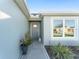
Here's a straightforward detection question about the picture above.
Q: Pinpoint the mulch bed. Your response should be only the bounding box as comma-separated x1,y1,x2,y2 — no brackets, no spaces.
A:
45,46,53,59
45,46,79,59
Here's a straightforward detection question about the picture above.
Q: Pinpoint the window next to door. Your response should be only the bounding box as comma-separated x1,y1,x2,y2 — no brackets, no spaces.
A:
51,17,78,39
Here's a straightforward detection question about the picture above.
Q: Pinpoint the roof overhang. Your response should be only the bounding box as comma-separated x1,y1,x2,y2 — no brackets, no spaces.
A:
14,0,30,19
41,11,79,16
29,13,42,21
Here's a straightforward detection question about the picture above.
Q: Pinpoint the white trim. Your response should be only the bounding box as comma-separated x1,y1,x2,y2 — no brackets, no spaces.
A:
64,19,76,38
51,16,78,40
76,18,79,40
14,0,30,19
41,12,79,16
63,19,65,37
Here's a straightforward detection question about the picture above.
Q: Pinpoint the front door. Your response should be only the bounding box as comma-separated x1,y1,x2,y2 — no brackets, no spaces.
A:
30,22,40,41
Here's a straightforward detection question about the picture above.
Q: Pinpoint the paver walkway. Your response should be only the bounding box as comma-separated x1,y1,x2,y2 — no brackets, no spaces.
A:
21,41,50,59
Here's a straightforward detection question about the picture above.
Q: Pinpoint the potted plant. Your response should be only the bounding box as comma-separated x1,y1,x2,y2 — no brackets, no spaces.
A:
20,34,32,55
50,44,74,59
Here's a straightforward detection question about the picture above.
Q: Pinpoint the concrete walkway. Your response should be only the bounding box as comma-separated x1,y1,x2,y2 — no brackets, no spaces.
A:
21,41,50,59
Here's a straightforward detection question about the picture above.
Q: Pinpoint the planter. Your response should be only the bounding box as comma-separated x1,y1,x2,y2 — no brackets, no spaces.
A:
20,44,28,55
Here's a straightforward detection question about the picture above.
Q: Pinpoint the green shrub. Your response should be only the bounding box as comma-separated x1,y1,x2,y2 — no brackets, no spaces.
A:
23,39,32,46
51,44,74,59
23,33,32,46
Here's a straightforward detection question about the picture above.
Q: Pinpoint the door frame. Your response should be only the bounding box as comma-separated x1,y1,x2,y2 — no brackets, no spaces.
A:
29,21,41,41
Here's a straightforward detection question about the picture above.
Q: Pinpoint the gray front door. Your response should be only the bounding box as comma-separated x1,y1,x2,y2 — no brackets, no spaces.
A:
30,22,40,41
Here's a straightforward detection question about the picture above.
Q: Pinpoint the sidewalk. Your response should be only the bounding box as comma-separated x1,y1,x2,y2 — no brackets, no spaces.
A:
21,41,50,59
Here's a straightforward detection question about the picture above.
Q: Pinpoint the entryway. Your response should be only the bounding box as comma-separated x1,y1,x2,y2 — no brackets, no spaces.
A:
30,22,41,42
21,41,50,59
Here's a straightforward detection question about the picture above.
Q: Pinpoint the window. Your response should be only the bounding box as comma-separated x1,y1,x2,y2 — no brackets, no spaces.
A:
65,20,75,37
52,18,76,38
53,20,63,37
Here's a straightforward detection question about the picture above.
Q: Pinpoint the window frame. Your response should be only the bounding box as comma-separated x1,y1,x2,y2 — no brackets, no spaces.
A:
53,19,63,37
51,17,78,39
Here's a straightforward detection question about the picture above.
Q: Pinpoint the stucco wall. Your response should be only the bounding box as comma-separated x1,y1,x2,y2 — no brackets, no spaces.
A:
43,16,79,46
0,0,29,59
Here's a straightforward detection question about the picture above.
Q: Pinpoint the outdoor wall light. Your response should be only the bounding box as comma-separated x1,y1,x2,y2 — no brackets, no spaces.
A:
33,24,37,28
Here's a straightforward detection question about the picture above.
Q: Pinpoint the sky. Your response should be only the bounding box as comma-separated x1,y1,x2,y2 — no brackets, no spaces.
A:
26,0,79,13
